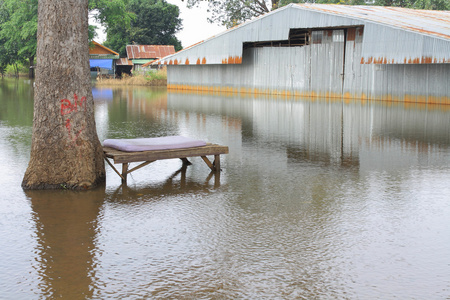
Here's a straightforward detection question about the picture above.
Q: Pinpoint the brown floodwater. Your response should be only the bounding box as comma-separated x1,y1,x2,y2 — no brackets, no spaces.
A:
1,78,450,299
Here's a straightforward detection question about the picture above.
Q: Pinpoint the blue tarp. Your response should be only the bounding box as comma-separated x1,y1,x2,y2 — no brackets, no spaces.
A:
90,59,113,70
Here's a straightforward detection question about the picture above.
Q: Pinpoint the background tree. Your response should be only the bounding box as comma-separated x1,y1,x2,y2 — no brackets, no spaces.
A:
374,0,449,9
186,0,276,28
0,4,11,78
104,0,182,57
0,0,37,78
22,0,105,190
89,0,134,33
0,0,133,78
0,38,19,77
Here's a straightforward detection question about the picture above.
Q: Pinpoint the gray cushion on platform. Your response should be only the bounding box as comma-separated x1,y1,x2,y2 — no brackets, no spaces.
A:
103,136,207,152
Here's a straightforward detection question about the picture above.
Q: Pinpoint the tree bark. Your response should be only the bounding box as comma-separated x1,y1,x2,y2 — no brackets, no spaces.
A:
22,0,105,190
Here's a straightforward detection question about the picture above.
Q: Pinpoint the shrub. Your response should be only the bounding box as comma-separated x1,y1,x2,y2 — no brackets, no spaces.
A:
145,67,167,81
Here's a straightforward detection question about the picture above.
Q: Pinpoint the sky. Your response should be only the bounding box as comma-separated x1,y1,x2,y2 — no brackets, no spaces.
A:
92,0,226,49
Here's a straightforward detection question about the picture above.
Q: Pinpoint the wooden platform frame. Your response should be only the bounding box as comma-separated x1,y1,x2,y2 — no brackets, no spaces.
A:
103,143,229,183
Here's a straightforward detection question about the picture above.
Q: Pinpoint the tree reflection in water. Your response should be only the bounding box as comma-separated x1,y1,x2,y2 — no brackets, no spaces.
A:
27,187,105,299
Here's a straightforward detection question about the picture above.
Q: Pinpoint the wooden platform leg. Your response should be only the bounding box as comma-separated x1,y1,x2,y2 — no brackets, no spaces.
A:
214,170,221,188
104,157,126,181
213,155,220,173
205,170,221,188
122,163,129,183
180,158,192,165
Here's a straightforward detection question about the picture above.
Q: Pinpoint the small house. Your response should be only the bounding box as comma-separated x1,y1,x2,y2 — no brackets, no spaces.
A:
89,41,120,78
126,45,175,71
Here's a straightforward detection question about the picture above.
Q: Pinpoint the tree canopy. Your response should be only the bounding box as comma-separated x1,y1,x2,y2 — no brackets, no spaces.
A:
186,0,449,28
0,0,130,77
0,0,182,77
104,0,183,57
0,0,38,77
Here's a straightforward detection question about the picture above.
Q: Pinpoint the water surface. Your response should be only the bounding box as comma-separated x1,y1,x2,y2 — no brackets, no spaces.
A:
1,78,450,299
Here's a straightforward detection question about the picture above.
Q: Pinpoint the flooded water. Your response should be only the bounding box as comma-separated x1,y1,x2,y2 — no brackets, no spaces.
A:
1,78,450,299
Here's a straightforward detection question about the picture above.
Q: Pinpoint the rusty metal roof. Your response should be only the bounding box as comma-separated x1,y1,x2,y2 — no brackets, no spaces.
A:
89,41,119,58
296,4,450,40
152,4,449,66
115,58,133,66
126,45,176,60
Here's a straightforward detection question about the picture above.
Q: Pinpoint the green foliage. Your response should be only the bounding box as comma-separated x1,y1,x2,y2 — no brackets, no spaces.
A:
373,0,450,9
104,0,182,56
145,68,167,81
0,0,37,77
5,61,28,75
89,0,134,31
0,0,135,78
0,35,10,77
186,0,275,28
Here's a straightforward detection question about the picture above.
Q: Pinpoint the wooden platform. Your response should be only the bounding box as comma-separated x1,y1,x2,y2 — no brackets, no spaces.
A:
103,143,229,183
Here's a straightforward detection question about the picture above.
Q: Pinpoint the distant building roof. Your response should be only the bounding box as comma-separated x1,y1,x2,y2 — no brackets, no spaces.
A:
126,45,176,60
89,41,119,59
116,58,133,66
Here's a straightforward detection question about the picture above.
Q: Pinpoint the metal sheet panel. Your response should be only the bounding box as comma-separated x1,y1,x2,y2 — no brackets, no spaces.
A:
167,34,450,102
164,4,449,102
116,58,133,66
156,4,449,66
297,4,450,40
126,45,175,59
361,25,449,64
89,41,119,56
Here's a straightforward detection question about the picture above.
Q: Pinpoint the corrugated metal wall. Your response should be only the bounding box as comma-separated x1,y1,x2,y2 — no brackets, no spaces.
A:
168,26,450,103
158,5,450,67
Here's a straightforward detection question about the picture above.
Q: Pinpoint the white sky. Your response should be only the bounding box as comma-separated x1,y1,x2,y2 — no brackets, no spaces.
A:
92,0,225,49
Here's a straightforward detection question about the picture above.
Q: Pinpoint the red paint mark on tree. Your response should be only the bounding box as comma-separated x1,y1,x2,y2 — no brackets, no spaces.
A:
61,93,86,115
65,118,71,131
61,93,87,148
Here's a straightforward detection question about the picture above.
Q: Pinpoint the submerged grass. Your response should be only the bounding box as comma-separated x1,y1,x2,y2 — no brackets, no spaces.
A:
96,67,167,86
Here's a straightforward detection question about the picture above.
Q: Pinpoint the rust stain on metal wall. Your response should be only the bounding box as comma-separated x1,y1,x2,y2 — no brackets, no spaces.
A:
167,83,450,106
221,56,243,64
347,28,356,41
362,56,447,64
358,27,364,36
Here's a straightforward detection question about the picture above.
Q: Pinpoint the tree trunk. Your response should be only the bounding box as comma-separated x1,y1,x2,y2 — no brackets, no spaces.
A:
13,63,19,77
22,0,105,190
28,55,35,79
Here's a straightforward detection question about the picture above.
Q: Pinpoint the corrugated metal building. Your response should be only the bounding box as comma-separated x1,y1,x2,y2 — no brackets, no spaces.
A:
127,45,175,70
153,4,450,104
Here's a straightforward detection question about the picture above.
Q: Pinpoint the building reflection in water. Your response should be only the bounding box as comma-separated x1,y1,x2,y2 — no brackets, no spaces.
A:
167,91,450,173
